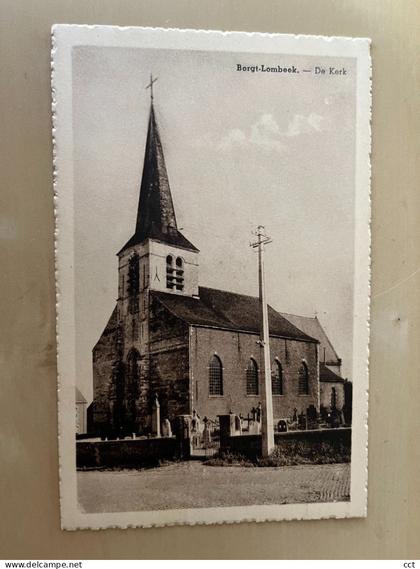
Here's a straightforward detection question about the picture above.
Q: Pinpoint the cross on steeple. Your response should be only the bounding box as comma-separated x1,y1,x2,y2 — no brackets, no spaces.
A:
146,74,158,101
118,77,199,255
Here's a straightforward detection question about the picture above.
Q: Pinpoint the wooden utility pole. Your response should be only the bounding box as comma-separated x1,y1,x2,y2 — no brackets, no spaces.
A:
251,225,275,457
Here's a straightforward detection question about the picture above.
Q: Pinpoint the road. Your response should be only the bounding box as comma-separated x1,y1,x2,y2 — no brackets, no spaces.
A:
78,461,350,513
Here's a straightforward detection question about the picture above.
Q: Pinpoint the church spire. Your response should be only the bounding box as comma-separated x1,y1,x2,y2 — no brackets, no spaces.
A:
135,102,177,240
119,82,198,254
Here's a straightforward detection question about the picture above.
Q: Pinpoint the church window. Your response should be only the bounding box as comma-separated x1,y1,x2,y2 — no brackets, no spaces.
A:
331,387,337,410
131,318,138,341
208,355,223,396
246,358,259,395
127,254,140,313
126,349,140,427
175,257,184,291
272,360,283,395
166,255,184,291
285,340,290,364
127,349,140,386
298,361,309,395
166,255,175,289
112,359,125,428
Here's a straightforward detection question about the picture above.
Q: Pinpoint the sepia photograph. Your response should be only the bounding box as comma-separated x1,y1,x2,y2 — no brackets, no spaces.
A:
52,25,371,528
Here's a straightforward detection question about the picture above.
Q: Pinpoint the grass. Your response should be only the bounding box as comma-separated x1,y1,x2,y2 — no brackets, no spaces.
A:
204,451,256,467
205,441,350,467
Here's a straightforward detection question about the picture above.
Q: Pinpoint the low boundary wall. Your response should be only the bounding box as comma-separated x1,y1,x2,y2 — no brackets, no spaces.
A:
76,436,177,468
221,427,351,459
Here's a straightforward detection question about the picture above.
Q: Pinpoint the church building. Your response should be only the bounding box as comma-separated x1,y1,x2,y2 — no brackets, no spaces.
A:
90,97,333,436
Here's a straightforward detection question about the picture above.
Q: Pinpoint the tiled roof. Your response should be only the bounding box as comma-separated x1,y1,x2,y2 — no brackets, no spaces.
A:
320,364,344,383
280,313,341,367
120,225,198,253
152,287,318,343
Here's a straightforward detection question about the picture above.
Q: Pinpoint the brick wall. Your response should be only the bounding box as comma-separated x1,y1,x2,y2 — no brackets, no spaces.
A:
91,295,191,434
222,427,351,459
149,299,191,421
149,347,190,421
91,308,119,429
92,300,321,435
190,327,319,421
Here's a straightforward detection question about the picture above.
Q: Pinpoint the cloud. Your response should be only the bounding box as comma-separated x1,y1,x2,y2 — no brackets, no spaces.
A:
286,113,326,136
218,114,284,152
218,128,247,150
218,112,327,152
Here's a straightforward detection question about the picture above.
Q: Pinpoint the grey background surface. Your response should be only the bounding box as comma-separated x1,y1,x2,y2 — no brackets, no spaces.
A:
1,0,419,559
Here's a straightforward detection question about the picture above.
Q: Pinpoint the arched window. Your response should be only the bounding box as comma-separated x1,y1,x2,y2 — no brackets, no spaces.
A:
175,257,184,291
126,349,140,430
246,358,259,395
127,253,139,313
298,361,309,395
272,360,283,395
166,255,174,289
209,355,223,396
331,387,337,410
112,359,125,429
126,349,140,390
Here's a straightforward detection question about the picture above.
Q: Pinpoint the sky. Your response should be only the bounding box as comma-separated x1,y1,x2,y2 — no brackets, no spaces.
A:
72,46,357,402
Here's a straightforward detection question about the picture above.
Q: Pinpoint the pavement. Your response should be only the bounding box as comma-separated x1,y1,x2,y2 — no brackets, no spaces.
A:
78,461,350,513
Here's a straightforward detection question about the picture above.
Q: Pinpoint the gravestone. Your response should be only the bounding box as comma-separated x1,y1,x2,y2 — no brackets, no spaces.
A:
306,404,318,430
161,418,172,437
298,411,307,430
151,394,161,437
277,419,288,432
202,416,212,448
174,414,192,459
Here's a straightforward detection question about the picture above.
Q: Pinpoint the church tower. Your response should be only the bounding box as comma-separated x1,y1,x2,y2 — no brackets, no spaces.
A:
111,91,199,432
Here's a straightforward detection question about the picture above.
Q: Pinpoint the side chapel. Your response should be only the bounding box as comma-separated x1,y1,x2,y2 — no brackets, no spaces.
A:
89,95,347,435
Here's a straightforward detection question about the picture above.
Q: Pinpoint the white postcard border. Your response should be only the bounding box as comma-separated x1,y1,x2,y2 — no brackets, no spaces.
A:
52,24,371,530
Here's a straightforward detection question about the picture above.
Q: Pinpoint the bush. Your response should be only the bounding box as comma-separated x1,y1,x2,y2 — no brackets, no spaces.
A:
205,440,350,468
204,451,254,467
257,441,350,467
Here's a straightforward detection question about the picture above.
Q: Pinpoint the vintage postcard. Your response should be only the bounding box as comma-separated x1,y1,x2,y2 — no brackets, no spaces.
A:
52,25,371,529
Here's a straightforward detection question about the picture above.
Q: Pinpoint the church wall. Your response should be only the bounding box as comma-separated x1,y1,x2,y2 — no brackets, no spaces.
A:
91,275,195,435
148,240,199,297
148,298,191,422
91,308,119,429
149,347,190,421
190,326,319,422
117,241,199,306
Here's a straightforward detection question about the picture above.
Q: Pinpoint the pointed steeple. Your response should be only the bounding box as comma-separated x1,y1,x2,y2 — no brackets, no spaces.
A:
120,101,198,254
135,103,177,239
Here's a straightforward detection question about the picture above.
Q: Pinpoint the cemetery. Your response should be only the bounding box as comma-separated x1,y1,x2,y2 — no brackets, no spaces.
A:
76,399,351,469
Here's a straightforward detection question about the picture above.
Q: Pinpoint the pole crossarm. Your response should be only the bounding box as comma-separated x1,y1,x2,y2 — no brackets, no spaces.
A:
250,225,272,248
